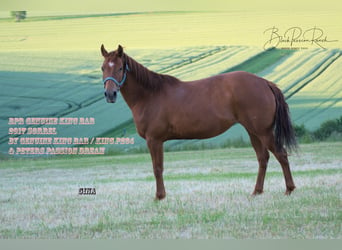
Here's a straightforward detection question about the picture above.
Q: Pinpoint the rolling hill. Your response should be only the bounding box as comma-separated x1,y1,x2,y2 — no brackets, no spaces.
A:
0,12,341,156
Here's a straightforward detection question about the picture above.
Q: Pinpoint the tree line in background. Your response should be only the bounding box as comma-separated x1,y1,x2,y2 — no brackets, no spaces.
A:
10,11,26,22
295,116,342,143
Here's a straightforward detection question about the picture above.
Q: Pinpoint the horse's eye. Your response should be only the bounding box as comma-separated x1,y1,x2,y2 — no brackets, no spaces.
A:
119,67,123,71
101,66,104,72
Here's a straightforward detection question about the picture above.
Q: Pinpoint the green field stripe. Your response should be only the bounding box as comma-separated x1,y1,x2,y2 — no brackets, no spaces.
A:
164,47,266,81
161,168,341,182
291,56,342,126
284,50,341,100
94,119,137,138
158,46,228,74
165,47,239,75
293,95,342,127
108,168,341,183
221,48,295,74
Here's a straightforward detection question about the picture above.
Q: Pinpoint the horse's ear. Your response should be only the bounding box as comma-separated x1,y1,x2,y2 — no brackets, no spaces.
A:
101,44,108,57
117,44,124,57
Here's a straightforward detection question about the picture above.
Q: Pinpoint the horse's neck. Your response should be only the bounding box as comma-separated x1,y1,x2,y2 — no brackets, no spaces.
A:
120,74,150,110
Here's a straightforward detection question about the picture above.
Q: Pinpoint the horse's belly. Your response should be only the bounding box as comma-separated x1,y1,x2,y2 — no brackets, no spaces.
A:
168,116,235,140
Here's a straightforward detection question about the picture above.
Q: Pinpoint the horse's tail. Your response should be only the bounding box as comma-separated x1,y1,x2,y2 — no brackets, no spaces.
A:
268,81,297,152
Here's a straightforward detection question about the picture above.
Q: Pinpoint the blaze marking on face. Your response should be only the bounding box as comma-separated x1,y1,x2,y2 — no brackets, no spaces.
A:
108,62,114,67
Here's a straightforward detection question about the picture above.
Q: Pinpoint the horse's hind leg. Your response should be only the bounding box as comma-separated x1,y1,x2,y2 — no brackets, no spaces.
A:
262,133,296,195
270,148,296,195
248,132,270,195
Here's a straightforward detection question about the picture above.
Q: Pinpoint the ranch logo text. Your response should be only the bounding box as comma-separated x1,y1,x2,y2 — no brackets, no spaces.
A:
263,26,338,50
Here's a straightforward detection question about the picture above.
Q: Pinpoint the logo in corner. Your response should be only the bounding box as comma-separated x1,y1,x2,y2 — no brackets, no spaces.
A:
263,26,338,50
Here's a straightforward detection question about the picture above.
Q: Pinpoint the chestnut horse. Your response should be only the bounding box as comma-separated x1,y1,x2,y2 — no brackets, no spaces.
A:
101,44,297,200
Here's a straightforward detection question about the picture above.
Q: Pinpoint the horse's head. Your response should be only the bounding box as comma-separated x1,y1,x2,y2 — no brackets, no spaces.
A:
100,44,128,103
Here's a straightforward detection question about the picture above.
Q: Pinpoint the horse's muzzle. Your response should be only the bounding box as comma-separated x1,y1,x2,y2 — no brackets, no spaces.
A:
104,90,117,103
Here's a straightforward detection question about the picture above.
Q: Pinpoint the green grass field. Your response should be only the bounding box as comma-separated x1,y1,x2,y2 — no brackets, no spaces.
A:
0,142,341,239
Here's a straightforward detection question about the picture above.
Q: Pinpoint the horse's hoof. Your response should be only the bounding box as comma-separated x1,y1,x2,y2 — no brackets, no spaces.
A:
252,190,263,196
285,186,296,195
155,192,166,200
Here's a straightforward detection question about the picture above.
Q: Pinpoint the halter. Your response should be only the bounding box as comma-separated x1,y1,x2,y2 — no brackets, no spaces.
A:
102,63,130,90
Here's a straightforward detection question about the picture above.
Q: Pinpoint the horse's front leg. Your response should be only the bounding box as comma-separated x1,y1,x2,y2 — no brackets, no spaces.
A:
147,138,166,200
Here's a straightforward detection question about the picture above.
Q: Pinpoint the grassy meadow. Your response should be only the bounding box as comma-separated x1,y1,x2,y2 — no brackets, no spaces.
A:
0,11,341,239
0,142,341,239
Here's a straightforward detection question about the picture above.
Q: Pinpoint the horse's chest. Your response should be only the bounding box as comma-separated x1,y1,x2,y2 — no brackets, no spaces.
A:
131,105,156,139
132,112,147,139
132,103,169,140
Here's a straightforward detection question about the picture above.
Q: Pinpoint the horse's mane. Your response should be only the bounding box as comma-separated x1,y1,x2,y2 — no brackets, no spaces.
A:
124,53,179,91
